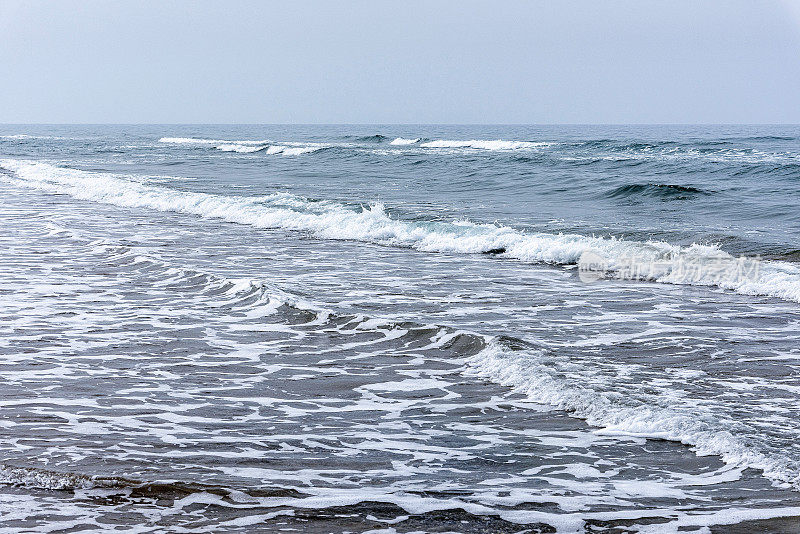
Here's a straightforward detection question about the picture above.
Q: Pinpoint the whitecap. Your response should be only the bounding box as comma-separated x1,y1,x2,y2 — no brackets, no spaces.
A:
420,139,548,150
2,158,799,304
389,137,421,146
215,143,269,153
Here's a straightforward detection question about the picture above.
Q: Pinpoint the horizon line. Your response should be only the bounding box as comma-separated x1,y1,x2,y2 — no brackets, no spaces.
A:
2,122,800,127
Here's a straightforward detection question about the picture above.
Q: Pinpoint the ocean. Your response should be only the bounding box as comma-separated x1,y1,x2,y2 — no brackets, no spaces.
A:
1,124,799,532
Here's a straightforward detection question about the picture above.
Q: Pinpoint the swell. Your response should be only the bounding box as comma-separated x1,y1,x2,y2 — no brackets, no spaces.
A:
606,183,711,200
352,134,388,143
725,135,797,142
2,158,799,304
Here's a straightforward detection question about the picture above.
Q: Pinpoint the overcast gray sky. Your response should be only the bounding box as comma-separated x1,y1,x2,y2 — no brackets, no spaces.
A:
2,0,800,123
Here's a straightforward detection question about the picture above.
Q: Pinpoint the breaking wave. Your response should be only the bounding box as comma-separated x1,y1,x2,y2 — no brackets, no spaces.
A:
420,139,549,150
158,137,325,155
390,137,422,145
2,158,799,304
215,143,269,153
158,137,240,145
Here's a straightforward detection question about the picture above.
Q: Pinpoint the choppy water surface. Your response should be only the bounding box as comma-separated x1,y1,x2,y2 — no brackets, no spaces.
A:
1,125,800,532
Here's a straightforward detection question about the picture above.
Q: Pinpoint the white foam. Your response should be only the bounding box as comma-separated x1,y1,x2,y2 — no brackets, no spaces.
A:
420,139,548,150
0,134,69,140
159,137,270,146
159,137,229,144
2,158,799,304
389,137,420,145
266,145,325,156
641,507,800,533
0,464,95,490
159,137,324,155
215,143,268,153
465,343,800,490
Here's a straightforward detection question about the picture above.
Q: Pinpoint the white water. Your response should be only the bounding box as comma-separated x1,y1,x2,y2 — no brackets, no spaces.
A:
158,137,325,155
420,139,549,150
2,158,799,305
465,343,800,490
215,143,269,153
389,137,421,145
158,137,247,145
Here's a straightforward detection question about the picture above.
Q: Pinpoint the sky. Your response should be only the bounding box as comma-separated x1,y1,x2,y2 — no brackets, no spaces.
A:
2,0,800,124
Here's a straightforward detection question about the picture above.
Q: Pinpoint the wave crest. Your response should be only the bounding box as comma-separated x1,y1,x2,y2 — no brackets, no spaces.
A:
390,137,421,145
2,158,799,304
606,183,711,200
420,139,548,150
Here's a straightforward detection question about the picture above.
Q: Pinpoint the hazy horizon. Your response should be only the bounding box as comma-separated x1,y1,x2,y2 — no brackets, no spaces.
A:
4,122,800,126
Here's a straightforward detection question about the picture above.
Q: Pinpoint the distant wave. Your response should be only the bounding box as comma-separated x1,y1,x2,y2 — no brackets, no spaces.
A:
215,144,325,155
389,137,421,145
0,134,72,141
158,137,325,155
215,143,269,153
606,183,711,200
724,135,797,142
2,158,800,304
158,137,239,145
266,145,327,155
355,134,388,143
157,136,800,166
420,139,549,150
160,135,549,152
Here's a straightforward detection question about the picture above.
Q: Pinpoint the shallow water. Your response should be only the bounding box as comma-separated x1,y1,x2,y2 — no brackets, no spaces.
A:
1,125,799,532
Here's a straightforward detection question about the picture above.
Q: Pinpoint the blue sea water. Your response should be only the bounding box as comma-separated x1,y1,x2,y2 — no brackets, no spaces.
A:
1,125,799,532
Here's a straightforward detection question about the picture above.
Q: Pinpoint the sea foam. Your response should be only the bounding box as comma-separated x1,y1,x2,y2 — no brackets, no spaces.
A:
215,143,269,153
158,137,324,155
465,342,800,490
389,137,421,145
2,158,799,304
159,137,234,145
420,139,548,150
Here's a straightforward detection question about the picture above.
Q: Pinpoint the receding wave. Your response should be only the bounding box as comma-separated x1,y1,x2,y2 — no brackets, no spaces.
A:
466,342,800,490
2,158,800,304
1,462,305,501
606,183,711,200
0,464,98,490
3,239,800,495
